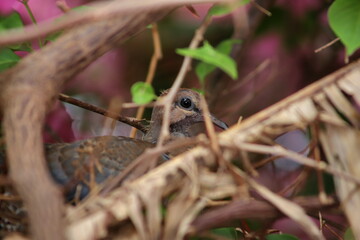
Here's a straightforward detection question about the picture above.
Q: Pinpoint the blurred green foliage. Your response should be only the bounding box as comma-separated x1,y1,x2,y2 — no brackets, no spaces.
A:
177,41,238,80
328,0,360,55
131,82,157,104
266,233,299,240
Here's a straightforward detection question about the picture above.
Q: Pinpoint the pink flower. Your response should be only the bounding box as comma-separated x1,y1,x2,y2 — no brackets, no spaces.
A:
0,0,22,15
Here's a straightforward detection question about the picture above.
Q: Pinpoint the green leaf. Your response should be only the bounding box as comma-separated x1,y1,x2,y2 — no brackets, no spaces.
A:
45,31,63,43
328,0,360,55
0,13,23,32
71,5,92,12
209,0,250,16
209,4,233,16
0,13,30,50
211,227,237,239
0,48,21,72
177,41,238,80
131,82,157,104
216,39,242,53
266,234,299,240
9,43,32,52
195,62,215,83
191,88,205,95
344,228,355,240
195,39,241,82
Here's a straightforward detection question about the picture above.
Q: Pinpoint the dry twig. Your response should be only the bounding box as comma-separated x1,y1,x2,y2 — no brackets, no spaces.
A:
315,38,340,53
130,23,163,138
190,196,338,234
59,93,148,133
234,142,360,185
235,168,325,240
157,16,213,146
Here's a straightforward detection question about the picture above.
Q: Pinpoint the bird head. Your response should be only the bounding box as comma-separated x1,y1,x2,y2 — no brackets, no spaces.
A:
144,89,228,143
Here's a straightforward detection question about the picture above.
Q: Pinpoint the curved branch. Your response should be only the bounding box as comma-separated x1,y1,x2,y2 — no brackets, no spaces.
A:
0,6,172,240
190,196,339,234
0,0,231,47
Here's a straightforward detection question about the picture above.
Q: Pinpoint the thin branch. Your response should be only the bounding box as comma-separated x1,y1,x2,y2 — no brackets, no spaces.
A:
0,0,232,47
315,38,340,53
157,16,212,146
311,123,330,203
144,24,163,84
199,95,222,161
217,59,277,118
190,196,338,234
130,23,162,138
237,168,325,240
253,136,314,169
235,142,360,185
19,0,43,48
277,169,309,197
240,150,258,176
56,1,71,13
322,221,344,239
58,93,148,133
185,5,201,18
251,0,272,16
220,59,271,96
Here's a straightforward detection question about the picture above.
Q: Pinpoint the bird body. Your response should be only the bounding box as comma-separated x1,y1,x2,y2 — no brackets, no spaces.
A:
44,88,227,200
1,89,227,198
46,136,156,200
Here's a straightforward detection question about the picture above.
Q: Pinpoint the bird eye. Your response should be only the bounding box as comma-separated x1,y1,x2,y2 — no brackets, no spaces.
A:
179,97,193,110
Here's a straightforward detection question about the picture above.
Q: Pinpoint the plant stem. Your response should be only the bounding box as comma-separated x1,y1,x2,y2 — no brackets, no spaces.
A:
21,0,43,48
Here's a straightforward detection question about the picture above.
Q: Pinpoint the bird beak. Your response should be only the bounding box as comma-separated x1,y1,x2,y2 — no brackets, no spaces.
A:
210,114,228,130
